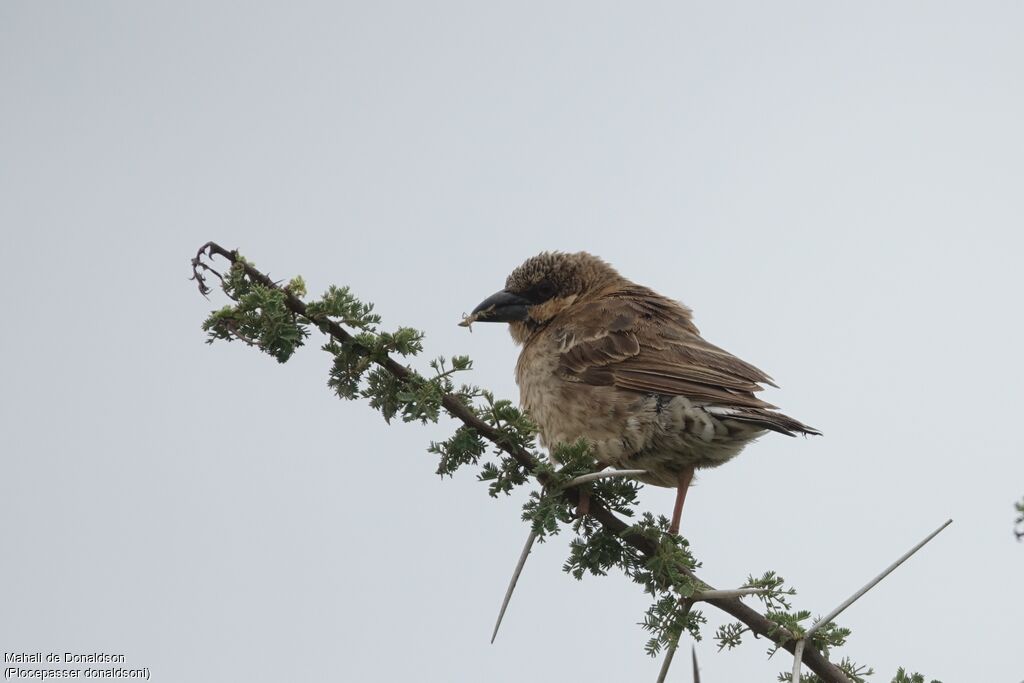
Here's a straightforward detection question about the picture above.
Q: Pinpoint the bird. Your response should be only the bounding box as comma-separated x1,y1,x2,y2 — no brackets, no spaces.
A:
461,251,819,535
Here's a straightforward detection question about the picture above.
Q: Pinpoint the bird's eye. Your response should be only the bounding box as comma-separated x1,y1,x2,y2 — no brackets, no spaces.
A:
535,281,556,300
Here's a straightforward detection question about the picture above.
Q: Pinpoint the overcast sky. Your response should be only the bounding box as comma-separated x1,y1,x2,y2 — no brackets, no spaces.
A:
2,2,1023,681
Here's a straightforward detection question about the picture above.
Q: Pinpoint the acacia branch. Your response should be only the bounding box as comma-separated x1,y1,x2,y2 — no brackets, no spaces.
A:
191,241,850,683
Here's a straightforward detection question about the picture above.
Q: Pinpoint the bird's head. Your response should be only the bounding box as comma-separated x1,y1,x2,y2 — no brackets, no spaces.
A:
461,251,623,344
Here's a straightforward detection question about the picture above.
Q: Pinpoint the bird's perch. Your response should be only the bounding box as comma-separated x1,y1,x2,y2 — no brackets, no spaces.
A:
190,241,853,683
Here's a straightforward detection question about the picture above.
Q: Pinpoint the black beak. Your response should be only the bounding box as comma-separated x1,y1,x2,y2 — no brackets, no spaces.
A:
462,289,531,325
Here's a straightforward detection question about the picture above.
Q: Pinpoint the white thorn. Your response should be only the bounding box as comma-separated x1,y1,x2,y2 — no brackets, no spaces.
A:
806,519,953,638
655,600,693,683
789,519,952,683
490,528,538,644
655,639,678,683
692,587,769,601
791,638,806,683
564,469,647,488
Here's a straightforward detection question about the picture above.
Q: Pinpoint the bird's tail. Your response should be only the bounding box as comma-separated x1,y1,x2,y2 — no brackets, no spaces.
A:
706,406,821,437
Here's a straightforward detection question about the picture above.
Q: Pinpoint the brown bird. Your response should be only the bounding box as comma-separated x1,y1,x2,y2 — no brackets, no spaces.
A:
462,252,819,534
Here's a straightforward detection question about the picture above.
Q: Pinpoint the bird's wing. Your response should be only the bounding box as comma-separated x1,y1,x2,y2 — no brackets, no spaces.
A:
552,291,821,432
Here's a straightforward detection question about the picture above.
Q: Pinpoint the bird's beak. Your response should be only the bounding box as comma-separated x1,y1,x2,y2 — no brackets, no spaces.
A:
460,289,531,326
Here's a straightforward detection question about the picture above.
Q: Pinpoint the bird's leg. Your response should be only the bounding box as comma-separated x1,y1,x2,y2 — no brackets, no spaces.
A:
576,464,608,518
668,466,695,535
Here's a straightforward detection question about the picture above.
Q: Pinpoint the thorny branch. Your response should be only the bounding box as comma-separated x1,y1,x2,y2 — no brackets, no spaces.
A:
191,241,853,682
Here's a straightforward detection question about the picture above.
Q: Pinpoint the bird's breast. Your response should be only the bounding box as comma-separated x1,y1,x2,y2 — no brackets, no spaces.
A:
515,338,567,446
515,335,651,462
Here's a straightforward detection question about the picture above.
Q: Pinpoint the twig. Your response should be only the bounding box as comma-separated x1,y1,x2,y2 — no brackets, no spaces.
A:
563,469,647,488
192,242,854,683
691,645,700,683
190,242,229,297
491,528,538,644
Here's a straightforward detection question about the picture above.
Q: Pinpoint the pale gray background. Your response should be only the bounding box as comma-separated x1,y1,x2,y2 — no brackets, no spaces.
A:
2,2,1022,681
